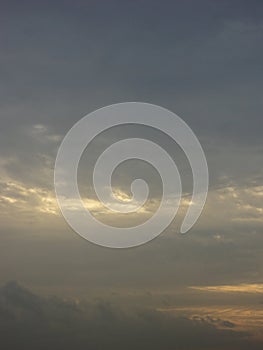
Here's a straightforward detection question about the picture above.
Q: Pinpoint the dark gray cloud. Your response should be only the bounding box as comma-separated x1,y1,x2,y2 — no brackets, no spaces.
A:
0,281,261,350
1,0,263,191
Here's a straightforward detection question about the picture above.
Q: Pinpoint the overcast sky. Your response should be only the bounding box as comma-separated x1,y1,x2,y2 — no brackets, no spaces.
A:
0,1,263,348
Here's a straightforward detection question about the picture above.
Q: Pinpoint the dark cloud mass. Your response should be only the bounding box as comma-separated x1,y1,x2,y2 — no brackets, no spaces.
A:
0,281,261,350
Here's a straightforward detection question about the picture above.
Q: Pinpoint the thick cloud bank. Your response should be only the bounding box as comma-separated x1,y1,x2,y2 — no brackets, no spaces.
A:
0,281,261,350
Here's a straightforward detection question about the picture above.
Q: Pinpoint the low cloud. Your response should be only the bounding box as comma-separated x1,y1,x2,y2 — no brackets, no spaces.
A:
0,281,261,350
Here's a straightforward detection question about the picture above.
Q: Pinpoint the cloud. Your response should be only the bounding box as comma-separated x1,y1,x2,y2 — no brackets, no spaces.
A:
190,283,263,294
158,304,263,339
0,281,261,350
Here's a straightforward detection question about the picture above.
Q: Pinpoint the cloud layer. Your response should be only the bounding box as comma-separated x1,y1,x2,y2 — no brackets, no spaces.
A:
0,281,261,350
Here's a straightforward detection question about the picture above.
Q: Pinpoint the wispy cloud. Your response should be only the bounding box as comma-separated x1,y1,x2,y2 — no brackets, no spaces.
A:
190,284,263,294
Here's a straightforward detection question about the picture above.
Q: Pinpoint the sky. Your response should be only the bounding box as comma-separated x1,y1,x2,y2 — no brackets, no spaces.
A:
0,0,263,349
